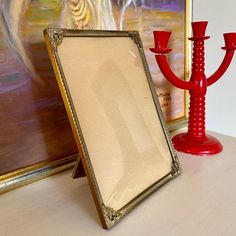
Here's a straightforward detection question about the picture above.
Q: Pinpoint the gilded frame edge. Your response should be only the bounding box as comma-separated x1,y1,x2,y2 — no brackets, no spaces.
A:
168,0,192,131
0,154,77,195
44,28,181,229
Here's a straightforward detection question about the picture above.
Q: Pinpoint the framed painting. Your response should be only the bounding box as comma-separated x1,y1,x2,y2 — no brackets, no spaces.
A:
0,1,79,193
0,0,191,193
44,29,181,229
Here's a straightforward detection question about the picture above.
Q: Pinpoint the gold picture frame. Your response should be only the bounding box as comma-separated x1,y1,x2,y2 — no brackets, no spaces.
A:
44,28,181,229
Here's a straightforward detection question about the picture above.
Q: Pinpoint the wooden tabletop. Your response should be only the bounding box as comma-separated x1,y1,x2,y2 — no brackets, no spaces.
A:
0,132,235,236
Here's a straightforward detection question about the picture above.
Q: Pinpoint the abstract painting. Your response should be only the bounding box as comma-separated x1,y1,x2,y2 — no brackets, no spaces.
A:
0,0,189,192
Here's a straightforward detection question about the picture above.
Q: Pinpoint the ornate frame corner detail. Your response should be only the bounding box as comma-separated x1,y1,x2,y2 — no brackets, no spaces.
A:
171,159,181,178
47,28,65,49
128,31,143,48
101,204,122,228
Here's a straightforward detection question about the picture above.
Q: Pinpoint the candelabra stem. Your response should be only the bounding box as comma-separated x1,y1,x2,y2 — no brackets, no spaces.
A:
187,96,206,138
187,38,207,139
172,36,223,155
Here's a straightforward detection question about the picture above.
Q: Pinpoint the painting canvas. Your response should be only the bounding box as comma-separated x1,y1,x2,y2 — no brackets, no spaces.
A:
0,0,189,192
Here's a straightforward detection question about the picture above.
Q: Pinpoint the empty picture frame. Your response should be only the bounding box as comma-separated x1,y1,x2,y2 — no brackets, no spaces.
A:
44,29,181,229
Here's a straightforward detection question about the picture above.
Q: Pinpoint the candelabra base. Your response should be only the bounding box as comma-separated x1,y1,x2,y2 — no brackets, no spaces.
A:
172,133,223,156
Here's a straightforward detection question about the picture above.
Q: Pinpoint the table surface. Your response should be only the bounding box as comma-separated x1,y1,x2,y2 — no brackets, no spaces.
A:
0,132,236,236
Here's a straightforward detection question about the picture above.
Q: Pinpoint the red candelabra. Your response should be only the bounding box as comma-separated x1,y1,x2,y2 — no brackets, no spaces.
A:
150,21,236,156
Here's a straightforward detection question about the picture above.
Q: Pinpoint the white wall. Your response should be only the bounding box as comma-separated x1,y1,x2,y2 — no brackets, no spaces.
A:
193,0,236,137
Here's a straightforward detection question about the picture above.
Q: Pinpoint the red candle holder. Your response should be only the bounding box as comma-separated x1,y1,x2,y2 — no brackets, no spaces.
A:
150,21,236,156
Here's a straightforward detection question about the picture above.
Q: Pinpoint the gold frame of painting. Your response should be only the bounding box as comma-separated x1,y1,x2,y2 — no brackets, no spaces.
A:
168,0,192,131
44,28,181,229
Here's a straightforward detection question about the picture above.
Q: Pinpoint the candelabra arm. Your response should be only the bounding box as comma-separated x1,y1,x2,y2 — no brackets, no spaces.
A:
207,50,235,86
155,55,195,90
